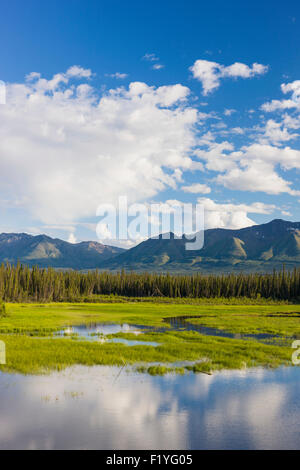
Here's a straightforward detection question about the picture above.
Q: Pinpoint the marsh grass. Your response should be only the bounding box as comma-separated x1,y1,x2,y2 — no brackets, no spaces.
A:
184,311,300,337
137,365,186,375
0,301,298,375
0,328,293,375
1,302,300,333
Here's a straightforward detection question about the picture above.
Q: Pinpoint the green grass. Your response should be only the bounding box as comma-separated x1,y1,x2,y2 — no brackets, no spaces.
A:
0,329,293,375
0,301,299,375
1,301,300,333
183,310,300,337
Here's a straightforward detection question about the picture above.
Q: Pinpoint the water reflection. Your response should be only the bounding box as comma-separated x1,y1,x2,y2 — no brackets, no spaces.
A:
55,323,158,346
59,322,143,338
0,366,300,449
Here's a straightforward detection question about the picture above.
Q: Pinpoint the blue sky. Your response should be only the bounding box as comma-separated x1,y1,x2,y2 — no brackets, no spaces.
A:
0,0,300,245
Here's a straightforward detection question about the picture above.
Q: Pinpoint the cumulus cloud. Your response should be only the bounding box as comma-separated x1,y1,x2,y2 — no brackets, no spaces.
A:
190,59,268,95
2,64,300,239
198,198,276,230
281,80,300,100
214,144,300,196
257,119,298,145
195,132,300,197
25,66,93,92
0,68,198,225
215,161,297,195
261,99,297,112
181,183,211,194
282,113,300,129
195,141,236,172
262,80,300,112
231,127,244,135
65,65,93,78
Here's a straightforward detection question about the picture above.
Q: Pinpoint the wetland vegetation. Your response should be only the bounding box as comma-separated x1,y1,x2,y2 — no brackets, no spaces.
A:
0,301,299,375
0,265,298,376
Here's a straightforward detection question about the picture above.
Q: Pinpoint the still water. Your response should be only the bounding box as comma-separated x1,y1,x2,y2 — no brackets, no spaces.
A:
0,366,299,450
55,317,284,346
55,323,159,347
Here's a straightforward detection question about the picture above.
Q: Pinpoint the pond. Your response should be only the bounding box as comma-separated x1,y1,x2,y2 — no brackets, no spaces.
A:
54,323,159,347
59,322,143,337
54,316,289,347
0,365,299,449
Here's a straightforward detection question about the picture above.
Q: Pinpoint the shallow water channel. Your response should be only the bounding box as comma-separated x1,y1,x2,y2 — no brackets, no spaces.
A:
54,315,288,346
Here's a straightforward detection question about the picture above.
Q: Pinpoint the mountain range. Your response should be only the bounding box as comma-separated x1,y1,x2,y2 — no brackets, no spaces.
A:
102,219,300,273
0,219,300,273
0,233,124,270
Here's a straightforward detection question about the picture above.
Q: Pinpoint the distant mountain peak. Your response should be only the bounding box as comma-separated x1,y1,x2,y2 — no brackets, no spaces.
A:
268,218,293,226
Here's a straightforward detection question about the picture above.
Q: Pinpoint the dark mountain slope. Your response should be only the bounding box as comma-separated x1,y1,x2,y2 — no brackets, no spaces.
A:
103,219,300,273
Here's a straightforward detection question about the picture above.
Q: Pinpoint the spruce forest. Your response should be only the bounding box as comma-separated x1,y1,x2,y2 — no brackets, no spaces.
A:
0,263,299,302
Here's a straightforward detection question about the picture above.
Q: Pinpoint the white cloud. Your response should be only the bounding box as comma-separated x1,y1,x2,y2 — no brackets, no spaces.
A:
231,127,244,135
181,183,211,194
281,210,292,217
142,53,160,62
198,198,276,229
66,66,93,78
198,198,276,230
106,72,128,79
214,144,300,196
261,99,297,112
282,113,300,129
2,64,300,239
152,64,164,70
190,59,268,95
194,130,300,197
189,60,220,95
262,80,300,112
195,141,236,172
281,80,300,100
215,161,297,195
24,66,93,95
224,62,267,78
0,69,198,225
240,143,300,171
68,233,77,244
142,54,165,71
257,119,298,145
224,109,236,116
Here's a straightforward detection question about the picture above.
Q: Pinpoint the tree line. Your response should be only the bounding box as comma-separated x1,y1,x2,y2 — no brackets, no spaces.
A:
0,263,299,302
